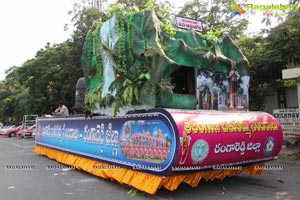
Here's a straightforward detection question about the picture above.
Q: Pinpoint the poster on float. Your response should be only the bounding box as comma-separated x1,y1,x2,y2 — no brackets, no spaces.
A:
196,69,250,111
169,110,283,171
35,109,179,175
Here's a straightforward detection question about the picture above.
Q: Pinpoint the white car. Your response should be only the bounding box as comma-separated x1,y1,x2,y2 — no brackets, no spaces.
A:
0,125,16,135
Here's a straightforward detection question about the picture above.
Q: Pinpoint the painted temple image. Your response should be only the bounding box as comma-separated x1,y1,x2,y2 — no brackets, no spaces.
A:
120,122,171,163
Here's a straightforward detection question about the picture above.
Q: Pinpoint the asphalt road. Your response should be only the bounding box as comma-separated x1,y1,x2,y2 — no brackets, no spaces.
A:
0,136,299,200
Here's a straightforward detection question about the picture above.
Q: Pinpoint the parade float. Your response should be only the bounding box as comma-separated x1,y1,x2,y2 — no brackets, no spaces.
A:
34,9,283,194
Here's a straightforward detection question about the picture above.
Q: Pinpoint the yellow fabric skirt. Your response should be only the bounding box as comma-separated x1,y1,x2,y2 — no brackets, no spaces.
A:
35,145,265,194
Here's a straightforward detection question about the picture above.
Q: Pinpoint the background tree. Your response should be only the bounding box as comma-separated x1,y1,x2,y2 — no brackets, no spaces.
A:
0,1,106,124
261,0,299,27
0,70,23,124
238,10,300,110
178,0,249,39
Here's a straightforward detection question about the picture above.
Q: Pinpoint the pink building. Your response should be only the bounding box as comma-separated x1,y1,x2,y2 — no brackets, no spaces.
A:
121,133,171,162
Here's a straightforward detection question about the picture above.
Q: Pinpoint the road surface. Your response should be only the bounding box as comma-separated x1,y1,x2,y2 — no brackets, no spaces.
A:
0,137,299,200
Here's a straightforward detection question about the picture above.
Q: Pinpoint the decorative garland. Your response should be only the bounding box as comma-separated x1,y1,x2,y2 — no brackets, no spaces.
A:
127,11,136,65
83,21,105,111
117,11,127,72
85,21,103,79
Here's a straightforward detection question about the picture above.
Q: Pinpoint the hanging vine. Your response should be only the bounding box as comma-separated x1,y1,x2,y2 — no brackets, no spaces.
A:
127,10,137,66
83,20,104,111
84,21,103,80
117,13,127,72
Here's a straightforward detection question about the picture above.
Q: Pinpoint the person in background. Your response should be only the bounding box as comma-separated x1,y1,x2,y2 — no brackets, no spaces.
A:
53,102,69,116
83,107,92,119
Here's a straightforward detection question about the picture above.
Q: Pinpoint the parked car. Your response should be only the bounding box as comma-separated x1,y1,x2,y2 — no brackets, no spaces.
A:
2,125,22,137
0,125,16,135
17,125,36,138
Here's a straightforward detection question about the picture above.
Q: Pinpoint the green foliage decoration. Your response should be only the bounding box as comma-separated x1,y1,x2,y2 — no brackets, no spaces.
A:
148,1,176,38
84,85,115,111
127,11,137,64
84,21,103,80
109,72,151,116
161,22,176,38
195,29,221,51
117,12,127,71
86,4,157,115
157,78,174,96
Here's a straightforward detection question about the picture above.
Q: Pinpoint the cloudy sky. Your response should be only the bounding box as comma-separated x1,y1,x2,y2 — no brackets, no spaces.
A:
0,0,74,80
0,0,290,80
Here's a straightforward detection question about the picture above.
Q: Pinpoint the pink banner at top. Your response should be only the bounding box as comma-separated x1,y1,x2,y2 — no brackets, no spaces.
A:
168,110,283,171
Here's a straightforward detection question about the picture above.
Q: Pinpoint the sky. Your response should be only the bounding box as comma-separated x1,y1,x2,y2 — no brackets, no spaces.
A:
0,0,291,81
0,0,74,80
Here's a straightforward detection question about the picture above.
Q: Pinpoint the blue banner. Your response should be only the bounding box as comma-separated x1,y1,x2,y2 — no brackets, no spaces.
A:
35,109,179,175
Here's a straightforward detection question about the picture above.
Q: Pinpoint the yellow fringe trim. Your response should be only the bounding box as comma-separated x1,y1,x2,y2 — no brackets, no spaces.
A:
35,145,265,194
